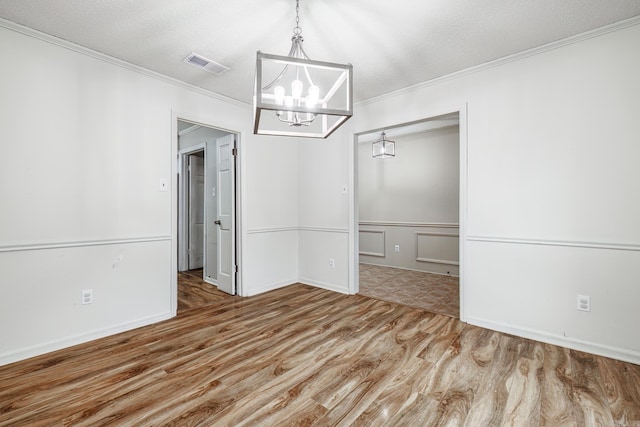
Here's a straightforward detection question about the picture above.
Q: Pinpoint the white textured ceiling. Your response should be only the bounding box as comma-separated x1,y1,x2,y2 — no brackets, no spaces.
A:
1,0,639,104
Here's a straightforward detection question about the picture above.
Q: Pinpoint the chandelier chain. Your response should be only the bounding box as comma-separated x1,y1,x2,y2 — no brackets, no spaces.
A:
294,0,302,35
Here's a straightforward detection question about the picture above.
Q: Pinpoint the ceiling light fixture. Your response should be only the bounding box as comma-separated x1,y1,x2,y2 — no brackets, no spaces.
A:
253,0,353,138
372,132,395,158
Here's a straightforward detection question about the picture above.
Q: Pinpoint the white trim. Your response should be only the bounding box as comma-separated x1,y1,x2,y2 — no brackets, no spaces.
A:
0,312,173,367
0,236,171,253
416,231,459,238
355,16,640,108
359,221,459,228
0,18,250,110
299,278,349,295
359,261,460,278
359,252,385,258
178,143,206,155
246,226,349,234
298,226,349,234
459,103,469,322
177,144,206,272
247,227,299,234
466,235,640,252
466,316,640,366
178,124,202,137
416,257,459,266
243,279,296,297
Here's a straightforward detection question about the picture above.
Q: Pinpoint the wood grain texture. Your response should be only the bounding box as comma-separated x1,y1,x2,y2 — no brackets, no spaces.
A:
0,276,639,426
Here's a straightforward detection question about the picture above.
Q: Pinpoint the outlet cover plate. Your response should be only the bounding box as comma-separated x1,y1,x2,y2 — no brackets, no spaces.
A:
577,294,591,312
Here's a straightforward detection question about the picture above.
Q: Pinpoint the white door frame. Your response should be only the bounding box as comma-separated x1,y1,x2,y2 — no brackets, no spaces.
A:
177,143,205,272
171,112,242,315
349,103,468,321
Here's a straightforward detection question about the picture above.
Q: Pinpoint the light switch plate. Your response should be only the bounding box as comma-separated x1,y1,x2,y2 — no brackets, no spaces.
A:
159,178,168,192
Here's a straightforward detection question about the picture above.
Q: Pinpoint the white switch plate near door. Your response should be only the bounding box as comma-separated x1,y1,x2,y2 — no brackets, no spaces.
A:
159,178,168,192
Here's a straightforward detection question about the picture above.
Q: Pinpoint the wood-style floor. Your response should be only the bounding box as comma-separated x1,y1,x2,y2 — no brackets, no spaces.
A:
177,269,234,313
1,278,639,426
359,264,459,318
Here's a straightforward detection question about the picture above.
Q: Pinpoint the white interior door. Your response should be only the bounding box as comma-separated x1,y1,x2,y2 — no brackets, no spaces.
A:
215,134,235,294
188,154,205,270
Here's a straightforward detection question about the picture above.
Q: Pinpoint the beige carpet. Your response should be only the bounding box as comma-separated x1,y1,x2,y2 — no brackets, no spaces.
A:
358,263,459,318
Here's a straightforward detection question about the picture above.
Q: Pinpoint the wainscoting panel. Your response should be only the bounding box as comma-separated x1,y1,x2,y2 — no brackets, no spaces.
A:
359,229,385,257
0,238,172,365
359,222,459,276
416,232,459,265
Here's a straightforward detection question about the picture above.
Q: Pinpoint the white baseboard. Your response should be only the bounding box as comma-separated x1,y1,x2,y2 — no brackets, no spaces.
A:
466,316,640,366
0,312,173,367
299,278,349,294
243,279,298,297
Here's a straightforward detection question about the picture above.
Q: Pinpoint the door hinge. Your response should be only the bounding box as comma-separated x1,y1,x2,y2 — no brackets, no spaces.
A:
232,147,237,156
235,265,239,273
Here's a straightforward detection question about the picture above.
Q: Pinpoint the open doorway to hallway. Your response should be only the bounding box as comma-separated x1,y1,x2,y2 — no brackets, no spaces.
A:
356,113,461,318
177,119,238,312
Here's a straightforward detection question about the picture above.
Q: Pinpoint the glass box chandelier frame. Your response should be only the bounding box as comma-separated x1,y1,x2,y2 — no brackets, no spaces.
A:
372,132,395,158
253,0,353,138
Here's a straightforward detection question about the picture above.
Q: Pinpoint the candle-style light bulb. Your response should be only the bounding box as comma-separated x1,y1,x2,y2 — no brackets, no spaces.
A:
274,86,285,105
291,80,303,100
306,85,320,107
285,96,294,122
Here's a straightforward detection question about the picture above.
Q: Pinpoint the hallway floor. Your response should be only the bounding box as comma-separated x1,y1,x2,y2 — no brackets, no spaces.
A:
358,263,459,318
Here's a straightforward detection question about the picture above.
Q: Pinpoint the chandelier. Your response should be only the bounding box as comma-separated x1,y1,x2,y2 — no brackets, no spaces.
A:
372,132,395,158
253,0,353,138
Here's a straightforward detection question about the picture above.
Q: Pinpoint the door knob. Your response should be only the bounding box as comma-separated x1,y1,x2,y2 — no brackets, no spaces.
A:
214,220,221,225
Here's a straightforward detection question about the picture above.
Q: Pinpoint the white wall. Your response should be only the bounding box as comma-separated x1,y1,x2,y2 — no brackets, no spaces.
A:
358,126,460,223
3,17,639,366
300,21,640,364
358,126,460,274
0,22,299,364
297,127,352,292
243,136,300,295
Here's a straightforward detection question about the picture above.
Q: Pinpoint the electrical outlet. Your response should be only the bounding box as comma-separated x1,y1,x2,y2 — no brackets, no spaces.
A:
82,289,93,305
329,258,335,268
577,294,590,312
394,245,400,253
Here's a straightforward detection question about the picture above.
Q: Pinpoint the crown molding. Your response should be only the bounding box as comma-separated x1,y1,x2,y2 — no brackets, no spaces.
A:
0,17,251,110
356,15,640,108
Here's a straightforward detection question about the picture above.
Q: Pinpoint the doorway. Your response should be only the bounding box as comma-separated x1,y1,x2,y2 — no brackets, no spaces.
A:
177,119,238,303
353,111,465,319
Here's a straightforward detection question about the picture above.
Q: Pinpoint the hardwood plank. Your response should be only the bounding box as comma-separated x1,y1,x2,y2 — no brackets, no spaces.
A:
1,277,639,426
500,339,544,426
597,356,640,426
571,349,616,427
540,344,577,426
463,334,528,426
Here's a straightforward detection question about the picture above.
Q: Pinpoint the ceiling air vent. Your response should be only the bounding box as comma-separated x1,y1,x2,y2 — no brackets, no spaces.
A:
183,52,229,76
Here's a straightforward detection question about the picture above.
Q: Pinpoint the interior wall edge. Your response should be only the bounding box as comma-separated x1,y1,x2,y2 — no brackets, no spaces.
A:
0,311,173,367
243,279,298,297
298,279,349,295
0,236,172,253
466,235,640,252
466,315,640,366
